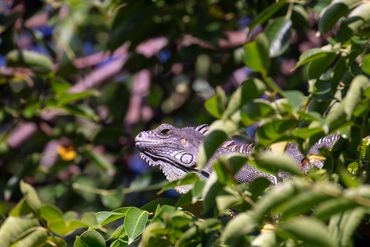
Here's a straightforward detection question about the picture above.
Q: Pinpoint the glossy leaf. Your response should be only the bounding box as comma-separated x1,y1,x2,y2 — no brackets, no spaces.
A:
307,52,336,79
265,17,292,57
205,87,227,118
74,230,106,247
96,209,128,227
244,34,270,74
197,119,238,169
319,0,360,33
240,100,275,126
295,47,335,69
224,78,266,117
124,207,149,244
346,3,370,33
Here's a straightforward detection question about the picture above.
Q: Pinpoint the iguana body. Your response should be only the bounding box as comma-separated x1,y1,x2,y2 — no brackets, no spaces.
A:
135,123,339,192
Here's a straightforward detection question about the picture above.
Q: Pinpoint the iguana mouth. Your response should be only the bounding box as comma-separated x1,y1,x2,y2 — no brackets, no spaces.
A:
139,152,209,179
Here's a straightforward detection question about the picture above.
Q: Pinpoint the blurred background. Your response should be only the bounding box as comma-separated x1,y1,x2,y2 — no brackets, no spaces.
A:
0,0,327,213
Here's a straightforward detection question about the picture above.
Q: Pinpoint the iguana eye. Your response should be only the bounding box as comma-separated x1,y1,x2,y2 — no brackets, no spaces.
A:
160,128,171,135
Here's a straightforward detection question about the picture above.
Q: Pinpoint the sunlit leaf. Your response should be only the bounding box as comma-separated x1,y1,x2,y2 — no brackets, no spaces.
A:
221,212,256,244
319,0,358,33
244,34,270,74
20,181,42,211
254,152,302,176
361,54,370,75
74,230,106,247
0,217,39,246
124,207,149,244
7,50,53,73
295,47,335,69
343,75,370,119
13,227,48,247
224,78,266,117
265,17,292,57
197,119,238,169
278,217,336,247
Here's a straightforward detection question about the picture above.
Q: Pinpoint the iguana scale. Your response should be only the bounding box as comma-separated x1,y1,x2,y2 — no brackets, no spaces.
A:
135,123,339,192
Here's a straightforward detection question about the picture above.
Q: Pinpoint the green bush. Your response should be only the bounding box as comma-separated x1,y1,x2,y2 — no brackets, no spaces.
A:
0,0,369,246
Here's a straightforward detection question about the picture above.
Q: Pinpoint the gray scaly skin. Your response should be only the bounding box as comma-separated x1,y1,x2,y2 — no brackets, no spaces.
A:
135,123,339,193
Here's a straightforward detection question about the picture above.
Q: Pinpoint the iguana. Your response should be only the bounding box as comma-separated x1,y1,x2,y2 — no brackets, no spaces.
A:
135,123,339,192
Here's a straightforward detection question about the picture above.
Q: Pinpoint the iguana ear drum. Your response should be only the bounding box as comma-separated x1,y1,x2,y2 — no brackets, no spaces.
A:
194,124,209,136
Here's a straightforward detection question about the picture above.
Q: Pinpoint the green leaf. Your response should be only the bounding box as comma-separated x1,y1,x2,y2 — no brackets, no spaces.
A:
7,50,53,73
221,212,256,244
325,102,346,132
294,47,335,69
111,238,128,247
139,222,171,247
278,217,336,247
39,204,72,236
197,119,238,169
204,87,227,118
74,230,106,247
307,52,336,79
0,216,39,246
283,90,306,111
158,173,200,193
265,17,292,57
315,198,357,220
100,189,124,210
224,78,266,117
244,34,270,74
319,0,359,33
280,189,337,220
251,229,276,247
329,207,366,247
256,119,298,145
40,204,64,223
140,198,175,213
124,207,149,244
254,181,307,222
202,173,224,214
346,3,370,33
9,198,32,217
249,0,289,31
96,208,128,227
57,90,99,105
254,152,302,176
13,227,48,247
241,99,275,126
343,75,370,119
177,219,220,246
361,54,370,75
51,77,72,94
20,180,42,211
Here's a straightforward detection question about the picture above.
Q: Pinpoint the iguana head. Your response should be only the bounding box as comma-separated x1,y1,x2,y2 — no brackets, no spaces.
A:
135,123,210,186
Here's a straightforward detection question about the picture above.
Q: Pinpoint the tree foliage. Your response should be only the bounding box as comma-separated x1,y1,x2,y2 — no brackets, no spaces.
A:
0,0,369,246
